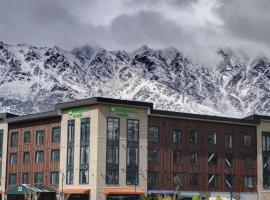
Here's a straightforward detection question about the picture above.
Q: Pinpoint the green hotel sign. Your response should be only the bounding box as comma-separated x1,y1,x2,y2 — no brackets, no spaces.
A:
68,107,89,118
109,106,137,117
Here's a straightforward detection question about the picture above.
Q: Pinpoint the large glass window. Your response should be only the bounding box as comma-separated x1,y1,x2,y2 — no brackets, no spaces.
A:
36,130,44,145
35,151,44,163
10,132,18,147
208,152,218,165
126,119,139,185
172,129,181,143
9,173,17,185
190,152,198,165
51,149,60,162
52,127,61,143
148,172,159,189
208,174,218,187
79,118,90,184
226,175,233,188
225,154,233,167
225,134,232,148
22,173,29,184
244,176,253,188
190,174,198,187
66,120,75,185
51,172,59,185
24,131,31,144
173,151,181,164
0,130,3,185
208,132,217,144
263,132,270,188
148,149,159,163
106,117,119,185
34,172,43,184
148,127,159,142
189,129,197,144
10,153,17,165
244,134,252,147
23,152,30,164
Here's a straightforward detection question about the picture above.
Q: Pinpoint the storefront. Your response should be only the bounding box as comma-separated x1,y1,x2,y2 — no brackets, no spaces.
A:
5,184,56,200
61,188,90,200
104,188,144,200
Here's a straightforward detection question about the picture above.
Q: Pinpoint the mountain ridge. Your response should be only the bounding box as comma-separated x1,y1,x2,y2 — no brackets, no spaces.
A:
0,41,269,117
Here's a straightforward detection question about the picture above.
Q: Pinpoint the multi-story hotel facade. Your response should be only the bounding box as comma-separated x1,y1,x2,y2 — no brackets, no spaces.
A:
0,97,269,200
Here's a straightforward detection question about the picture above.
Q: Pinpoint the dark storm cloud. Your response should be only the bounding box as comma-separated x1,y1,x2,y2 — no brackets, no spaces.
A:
217,0,270,45
0,0,270,64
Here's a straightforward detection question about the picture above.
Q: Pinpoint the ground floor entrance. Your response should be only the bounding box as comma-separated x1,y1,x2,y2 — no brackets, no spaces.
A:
106,194,141,200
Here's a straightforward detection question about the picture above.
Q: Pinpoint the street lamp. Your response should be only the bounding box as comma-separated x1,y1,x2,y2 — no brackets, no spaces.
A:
58,170,65,200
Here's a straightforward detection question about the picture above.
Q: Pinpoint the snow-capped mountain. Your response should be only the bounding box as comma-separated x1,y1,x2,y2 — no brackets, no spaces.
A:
0,41,270,117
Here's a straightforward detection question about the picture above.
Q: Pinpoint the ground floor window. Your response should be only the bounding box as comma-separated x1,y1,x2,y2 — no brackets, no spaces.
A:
148,172,159,189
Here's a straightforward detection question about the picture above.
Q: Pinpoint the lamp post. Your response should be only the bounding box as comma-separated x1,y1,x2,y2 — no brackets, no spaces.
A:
58,170,65,200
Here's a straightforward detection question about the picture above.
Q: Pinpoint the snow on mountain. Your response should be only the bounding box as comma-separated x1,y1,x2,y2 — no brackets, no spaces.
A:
0,41,269,117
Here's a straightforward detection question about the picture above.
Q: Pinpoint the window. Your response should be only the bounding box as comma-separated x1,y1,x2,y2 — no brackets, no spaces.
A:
24,131,31,143
126,119,139,185
173,173,183,187
226,175,233,188
51,149,60,162
225,154,233,167
106,169,119,185
34,172,43,184
173,151,181,164
66,120,74,185
80,118,90,184
35,151,44,163
208,132,217,144
190,152,198,165
52,127,60,143
22,173,29,184
9,173,16,185
23,152,30,164
225,134,232,148
189,129,197,144
0,130,3,185
263,155,270,188
66,170,73,185
190,174,198,187
106,117,119,185
36,130,44,145
148,126,159,142
244,156,253,168
10,153,17,165
148,172,159,189
244,176,253,188
127,119,139,143
172,129,181,143
244,134,252,147
263,133,270,151
208,153,218,165
51,172,59,185
208,174,218,187
148,149,159,163
10,132,18,147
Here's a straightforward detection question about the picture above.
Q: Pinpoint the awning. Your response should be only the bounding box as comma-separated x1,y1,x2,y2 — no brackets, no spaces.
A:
104,188,144,195
6,184,55,195
60,188,90,194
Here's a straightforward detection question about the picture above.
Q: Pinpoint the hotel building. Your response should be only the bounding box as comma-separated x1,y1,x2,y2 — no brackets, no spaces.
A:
0,97,269,200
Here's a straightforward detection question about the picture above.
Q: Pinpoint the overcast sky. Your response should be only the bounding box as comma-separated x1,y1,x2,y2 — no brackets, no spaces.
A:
0,0,269,64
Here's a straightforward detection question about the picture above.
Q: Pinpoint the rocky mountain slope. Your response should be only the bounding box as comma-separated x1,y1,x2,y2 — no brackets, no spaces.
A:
0,41,269,117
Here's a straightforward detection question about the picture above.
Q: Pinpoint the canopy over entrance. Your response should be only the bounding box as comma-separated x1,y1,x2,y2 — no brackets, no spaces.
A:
6,184,55,195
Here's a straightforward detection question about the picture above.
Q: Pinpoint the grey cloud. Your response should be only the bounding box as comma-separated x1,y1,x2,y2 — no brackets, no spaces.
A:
217,0,270,45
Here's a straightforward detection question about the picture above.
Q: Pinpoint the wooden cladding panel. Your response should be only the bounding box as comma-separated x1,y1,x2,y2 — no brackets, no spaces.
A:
148,116,257,193
6,118,61,190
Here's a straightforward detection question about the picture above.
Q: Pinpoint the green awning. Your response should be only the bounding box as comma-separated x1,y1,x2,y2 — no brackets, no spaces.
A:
6,184,55,195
